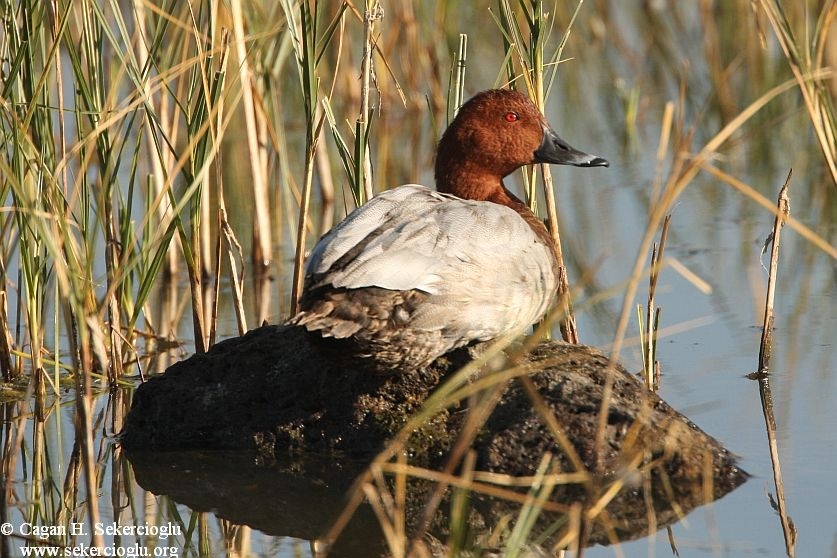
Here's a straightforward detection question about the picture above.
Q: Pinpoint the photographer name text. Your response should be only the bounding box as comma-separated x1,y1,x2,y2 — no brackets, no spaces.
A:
4,521,181,540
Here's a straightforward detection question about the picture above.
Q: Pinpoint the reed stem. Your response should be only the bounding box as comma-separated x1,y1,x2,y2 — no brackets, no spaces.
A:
757,171,791,371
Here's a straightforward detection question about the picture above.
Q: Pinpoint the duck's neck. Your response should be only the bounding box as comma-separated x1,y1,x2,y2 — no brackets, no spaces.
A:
435,160,558,263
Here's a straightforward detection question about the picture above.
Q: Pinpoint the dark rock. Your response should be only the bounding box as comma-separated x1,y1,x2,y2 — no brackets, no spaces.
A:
123,324,462,458
123,324,748,549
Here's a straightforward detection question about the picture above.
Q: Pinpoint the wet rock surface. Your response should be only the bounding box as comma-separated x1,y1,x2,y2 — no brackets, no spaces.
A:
123,324,463,457
123,324,748,548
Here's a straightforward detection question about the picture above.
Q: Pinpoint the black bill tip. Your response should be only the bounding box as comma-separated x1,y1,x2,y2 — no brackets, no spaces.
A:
535,125,609,168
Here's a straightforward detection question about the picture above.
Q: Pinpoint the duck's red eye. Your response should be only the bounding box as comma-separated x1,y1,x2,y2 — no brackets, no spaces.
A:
504,111,519,122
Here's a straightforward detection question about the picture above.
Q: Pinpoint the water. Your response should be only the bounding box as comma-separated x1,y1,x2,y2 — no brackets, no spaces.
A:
2,1,835,557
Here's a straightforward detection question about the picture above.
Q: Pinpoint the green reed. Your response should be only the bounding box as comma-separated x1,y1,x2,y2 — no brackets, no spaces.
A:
636,214,670,392
285,0,347,315
0,1,246,384
493,0,587,344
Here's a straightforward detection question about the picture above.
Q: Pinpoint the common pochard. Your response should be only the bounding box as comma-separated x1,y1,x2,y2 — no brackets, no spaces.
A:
291,89,608,371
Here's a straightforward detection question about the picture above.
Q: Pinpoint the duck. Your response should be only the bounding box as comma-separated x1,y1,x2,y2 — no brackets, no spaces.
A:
290,89,608,371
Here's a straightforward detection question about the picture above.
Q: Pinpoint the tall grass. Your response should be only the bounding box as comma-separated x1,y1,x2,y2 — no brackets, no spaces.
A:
284,0,348,315
759,0,837,185
0,3,832,392
493,0,587,345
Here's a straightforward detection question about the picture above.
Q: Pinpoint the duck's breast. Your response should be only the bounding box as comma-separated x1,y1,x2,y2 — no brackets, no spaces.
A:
305,184,557,340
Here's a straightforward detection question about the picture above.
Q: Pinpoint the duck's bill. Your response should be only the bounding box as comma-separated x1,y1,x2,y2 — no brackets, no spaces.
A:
534,125,609,168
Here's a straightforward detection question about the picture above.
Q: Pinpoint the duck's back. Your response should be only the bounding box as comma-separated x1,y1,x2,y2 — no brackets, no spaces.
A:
293,185,557,370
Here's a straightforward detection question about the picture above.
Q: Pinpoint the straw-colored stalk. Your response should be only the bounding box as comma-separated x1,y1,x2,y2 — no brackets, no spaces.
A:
750,170,797,555
759,0,837,186
229,0,273,324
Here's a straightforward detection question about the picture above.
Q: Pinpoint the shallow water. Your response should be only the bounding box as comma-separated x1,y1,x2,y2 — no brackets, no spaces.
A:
3,1,836,557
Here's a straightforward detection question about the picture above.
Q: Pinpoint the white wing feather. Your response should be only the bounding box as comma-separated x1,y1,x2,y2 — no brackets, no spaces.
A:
305,185,556,340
